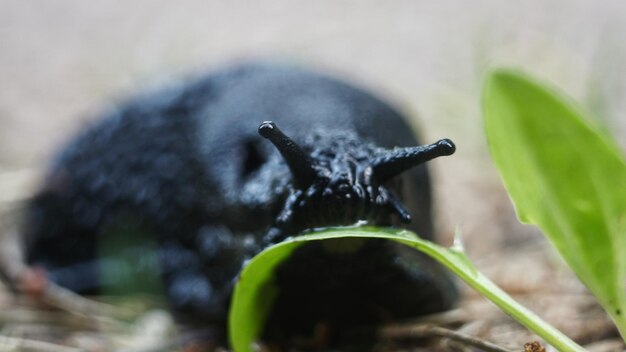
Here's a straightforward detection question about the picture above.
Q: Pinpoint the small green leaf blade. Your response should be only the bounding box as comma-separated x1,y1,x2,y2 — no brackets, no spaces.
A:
483,69,626,338
228,240,303,352
228,228,584,352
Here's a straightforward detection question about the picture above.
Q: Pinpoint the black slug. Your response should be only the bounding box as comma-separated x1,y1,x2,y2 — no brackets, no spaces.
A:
20,63,457,346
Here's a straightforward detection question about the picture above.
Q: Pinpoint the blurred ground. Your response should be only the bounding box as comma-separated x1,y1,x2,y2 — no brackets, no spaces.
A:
1,0,626,350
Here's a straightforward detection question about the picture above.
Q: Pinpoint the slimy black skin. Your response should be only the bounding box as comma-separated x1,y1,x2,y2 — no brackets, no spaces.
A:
22,63,457,346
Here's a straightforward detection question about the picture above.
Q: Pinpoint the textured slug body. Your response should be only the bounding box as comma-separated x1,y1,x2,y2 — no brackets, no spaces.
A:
23,63,457,337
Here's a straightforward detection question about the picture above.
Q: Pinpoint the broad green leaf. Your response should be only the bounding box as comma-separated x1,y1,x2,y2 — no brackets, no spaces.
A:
228,227,583,352
483,69,626,340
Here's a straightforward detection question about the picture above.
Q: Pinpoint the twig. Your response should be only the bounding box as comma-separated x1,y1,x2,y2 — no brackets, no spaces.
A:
408,308,469,326
117,329,219,352
0,335,86,352
0,309,98,329
43,281,128,319
379,324,515,352
0,280,130,331
0,228,26,291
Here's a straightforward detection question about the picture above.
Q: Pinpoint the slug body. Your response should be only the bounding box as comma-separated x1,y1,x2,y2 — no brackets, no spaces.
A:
23,63,457,342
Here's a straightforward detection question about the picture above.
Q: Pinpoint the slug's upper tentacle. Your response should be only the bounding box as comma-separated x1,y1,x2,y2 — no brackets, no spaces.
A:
369,139,455,184
259,121,318,189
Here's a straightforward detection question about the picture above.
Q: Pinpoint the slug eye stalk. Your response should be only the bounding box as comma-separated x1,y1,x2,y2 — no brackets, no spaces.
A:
369,139,455,184
259,121,318,189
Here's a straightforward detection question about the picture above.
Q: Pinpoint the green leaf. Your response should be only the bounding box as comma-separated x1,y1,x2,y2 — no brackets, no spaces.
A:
483,69,626,340
228,227,584,352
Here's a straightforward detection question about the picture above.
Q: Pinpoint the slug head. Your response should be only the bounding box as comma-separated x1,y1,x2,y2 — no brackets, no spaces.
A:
259,121,455,243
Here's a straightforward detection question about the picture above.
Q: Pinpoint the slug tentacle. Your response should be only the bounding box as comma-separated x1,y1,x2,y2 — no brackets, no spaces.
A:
258,121,318,189
387,190,412,223
369,139,455,184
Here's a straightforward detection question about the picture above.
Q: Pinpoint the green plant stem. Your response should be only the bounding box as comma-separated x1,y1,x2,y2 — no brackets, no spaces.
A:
609,311,626,344
333,229,586,352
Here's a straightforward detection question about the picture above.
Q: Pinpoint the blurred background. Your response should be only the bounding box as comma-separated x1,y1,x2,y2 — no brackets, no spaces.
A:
4,0,626,254
1,0,626,349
